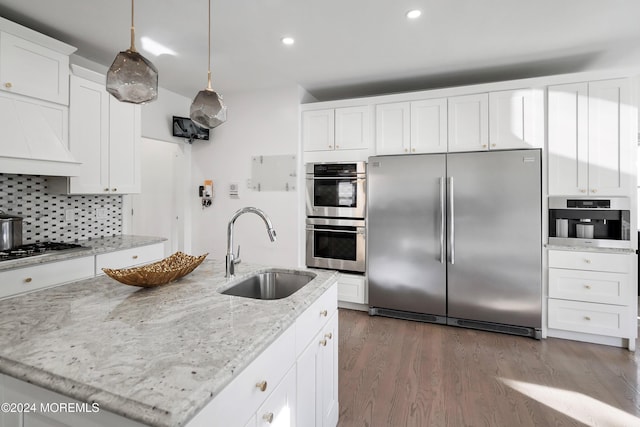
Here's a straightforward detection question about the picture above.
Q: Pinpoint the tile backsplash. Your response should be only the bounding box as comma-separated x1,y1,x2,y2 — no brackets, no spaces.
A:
0,174,122,243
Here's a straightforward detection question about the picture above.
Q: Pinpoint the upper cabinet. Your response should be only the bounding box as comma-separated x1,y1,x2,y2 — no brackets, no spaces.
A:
375,98,447,155
302,106,371,152
548,78,632,196
447,93,489,152
489,88,540,150
0,23,75,105
49,71,141,194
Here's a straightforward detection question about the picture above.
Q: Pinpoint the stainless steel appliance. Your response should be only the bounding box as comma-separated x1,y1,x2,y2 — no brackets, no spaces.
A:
0,210,23,250
548,197,631,249
0,242,84,262
305,162,366,219
306,217,366,273
368,150,542,338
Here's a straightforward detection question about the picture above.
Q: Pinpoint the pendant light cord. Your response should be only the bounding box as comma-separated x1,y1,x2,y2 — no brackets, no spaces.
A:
207,0,212,90
130,0,137,52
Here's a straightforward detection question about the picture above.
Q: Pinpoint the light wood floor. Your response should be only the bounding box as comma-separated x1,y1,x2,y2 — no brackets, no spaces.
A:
338,309,640,427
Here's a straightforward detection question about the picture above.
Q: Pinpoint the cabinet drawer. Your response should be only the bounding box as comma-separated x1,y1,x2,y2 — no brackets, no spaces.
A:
190,325,296,427
95,243,164,275
337,273,367,304
548,250,631,273
548,299,628,337
295,282,338,357
549,268,628,305
0,256,94,299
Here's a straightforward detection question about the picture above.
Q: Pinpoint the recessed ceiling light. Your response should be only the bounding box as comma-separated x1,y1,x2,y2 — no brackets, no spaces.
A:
406,9,422,19
140,36,177,56
281,37,295,46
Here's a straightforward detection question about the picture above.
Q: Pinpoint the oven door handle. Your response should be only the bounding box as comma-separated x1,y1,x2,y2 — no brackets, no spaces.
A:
306,177,366,181
305,227,365,234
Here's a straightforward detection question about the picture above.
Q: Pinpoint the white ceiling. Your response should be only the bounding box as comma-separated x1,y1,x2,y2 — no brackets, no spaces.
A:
1,0,639,101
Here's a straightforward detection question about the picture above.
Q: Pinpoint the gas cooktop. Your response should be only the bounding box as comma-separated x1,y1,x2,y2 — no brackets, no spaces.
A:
0,242,85,262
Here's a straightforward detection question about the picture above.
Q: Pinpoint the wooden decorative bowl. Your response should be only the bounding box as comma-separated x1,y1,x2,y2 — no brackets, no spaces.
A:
102,252,208,287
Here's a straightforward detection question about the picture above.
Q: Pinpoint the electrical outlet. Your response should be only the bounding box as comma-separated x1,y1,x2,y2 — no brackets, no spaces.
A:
96,208,108,219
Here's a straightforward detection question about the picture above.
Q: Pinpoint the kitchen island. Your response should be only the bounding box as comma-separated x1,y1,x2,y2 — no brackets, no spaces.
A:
0,259,338,427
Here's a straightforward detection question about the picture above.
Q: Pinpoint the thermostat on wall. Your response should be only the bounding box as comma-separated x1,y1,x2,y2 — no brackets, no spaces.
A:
229,183,239,198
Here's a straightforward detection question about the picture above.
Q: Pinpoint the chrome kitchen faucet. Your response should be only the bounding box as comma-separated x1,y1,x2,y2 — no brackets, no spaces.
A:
226,207,277,278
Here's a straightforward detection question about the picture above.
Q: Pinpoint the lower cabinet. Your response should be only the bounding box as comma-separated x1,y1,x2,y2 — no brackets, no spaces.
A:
95,243,164,275
337,273,367,305
0,256,94,299
547,249,636,350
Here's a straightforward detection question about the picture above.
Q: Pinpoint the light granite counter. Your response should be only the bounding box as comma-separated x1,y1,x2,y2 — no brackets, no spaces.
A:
0,259,338,427
545,244,636,254
0,235,166,272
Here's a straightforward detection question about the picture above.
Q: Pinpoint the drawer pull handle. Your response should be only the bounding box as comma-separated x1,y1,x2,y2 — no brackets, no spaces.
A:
324,332,333,339
584,259,591,264
256,380,267,392
24,277,32,283
584,316,591,321
263,412,274,423
584,284,591,289
580,189,586,193
4,82,12,89
591,189,597,193
132,255,139,260
491,144,496,148
112,188,117,192
482,144,487,148
104,188,110,192
320,339,327,347
320,310,328,317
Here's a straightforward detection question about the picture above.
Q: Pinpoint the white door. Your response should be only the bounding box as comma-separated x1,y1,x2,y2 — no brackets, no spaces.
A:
411,98,448,153
375,102,410,155
488,88,535,150
302,109,335,152
109,98,141,194
447,93,489,152
335,106,370,150
131,139,184,255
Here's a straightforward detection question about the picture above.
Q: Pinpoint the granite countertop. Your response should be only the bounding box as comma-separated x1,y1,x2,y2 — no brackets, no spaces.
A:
545,244,636,254
0,259,338,427
0,235,167,272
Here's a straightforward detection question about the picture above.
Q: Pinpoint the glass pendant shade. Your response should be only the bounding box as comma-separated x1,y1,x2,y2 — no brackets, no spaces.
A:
106,0,158,104
190,88,227,129
189,0,226,129
106,49,158,104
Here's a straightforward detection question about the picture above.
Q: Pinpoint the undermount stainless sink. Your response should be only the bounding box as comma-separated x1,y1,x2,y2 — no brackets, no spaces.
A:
221,269,316,300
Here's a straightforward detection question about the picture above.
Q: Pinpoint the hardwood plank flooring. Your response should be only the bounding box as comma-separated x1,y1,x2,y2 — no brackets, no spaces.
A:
338,309,640,427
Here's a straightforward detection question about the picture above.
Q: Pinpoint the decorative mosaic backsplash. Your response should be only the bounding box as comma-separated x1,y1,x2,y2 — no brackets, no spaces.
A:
0,174,122,244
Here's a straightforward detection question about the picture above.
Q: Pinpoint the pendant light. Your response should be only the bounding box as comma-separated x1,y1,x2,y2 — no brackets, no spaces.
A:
106,0,158,104
190,0,227,129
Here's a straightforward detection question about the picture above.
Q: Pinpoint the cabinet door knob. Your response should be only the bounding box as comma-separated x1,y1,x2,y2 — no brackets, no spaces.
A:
320,339,327,347
584,316,591,321
263,412,274,423
580,189,586,193
324,332,333,339
104,188,110,192
24,277,32,283
4,82,12,89
591,189,597,193
255,380,267,392
584,259,592,264
491,144,496,148
132,255,138,260
584,284,591,289
404,148,408,152
411,148,416,152
335,145,340,149
320,309,328,317
482,144,487,148
112,188,117,192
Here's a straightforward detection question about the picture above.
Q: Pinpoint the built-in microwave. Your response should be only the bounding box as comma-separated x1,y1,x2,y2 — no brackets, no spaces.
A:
305,162,366,219
548,197,631,248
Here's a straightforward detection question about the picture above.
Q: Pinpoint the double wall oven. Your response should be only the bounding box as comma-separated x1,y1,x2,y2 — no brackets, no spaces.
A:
305,162,366,273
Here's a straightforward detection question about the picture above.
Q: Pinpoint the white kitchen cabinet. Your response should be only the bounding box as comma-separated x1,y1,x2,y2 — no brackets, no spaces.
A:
337,273,367,304
548,79,632,196
547,249,635,350
95,243,164,275
256,367,297,427
50,72,141,195
297,307,338,427
0,256,94,299
303,106,371,152
0,30,73,105
489,88,540,150
447,93,489,152
375,99,448,155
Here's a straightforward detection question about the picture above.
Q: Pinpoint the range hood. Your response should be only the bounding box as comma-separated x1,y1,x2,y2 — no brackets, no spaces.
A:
0,93,80,177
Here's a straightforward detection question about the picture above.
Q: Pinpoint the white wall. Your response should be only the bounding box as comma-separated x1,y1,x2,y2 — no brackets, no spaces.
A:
141,88,193,143
189,85,302,267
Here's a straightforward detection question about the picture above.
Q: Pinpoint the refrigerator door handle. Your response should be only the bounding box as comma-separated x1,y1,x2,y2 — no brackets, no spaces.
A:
439,176,445,264
448,176,455,264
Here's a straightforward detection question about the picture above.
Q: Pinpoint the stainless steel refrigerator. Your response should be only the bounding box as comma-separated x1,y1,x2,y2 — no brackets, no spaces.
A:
367,149,542,338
